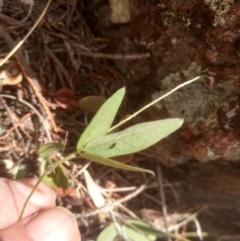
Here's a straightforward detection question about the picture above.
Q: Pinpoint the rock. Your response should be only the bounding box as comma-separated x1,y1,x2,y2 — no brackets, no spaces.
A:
109,0,130,24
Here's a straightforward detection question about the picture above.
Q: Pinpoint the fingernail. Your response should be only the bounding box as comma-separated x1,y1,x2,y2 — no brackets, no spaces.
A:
25,207,80,241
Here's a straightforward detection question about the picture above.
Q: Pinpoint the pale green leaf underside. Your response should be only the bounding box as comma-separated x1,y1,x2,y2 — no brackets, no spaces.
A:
77,88,125,150
79,152,154,175
83,118,183,158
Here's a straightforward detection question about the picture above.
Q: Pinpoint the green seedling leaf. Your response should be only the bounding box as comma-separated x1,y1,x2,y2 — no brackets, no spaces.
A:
77,88,125,150
53,165,69,189
42,161,69,189
83,118,183,158
79,95,106,113
97,222,156,241
122,224,156,241
96,223,118,241
79,152,154,175
16,164,27,179
38,142,64,159
126,220,166,238
43,175,58,188
125,220,209,240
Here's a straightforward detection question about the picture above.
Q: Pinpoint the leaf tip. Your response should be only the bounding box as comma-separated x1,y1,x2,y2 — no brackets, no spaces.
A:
118,86,126,94
179,118,184,124
146,170,155,176
173,118,184,127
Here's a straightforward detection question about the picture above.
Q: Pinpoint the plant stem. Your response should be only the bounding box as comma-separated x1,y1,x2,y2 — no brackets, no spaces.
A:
18,152,77,221
108,76,200,132
18,172,46,221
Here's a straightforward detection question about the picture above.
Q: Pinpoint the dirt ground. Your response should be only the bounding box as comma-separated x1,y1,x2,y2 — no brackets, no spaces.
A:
1,0,240,240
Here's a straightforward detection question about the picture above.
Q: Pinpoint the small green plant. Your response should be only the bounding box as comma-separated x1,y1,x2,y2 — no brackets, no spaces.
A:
19,76,199,220
97,219,209,241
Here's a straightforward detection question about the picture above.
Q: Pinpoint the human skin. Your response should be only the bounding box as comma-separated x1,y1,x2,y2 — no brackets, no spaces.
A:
0,178,81,241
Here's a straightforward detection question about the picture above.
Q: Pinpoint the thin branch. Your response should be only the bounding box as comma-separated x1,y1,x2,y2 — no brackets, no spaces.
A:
0,94,52,141
0,0,52,67
108,76,200,132
0,97,22,139
82,184,147,218
78,51,151,60
0,25,58,132
157,164,172,241
0,111,33,140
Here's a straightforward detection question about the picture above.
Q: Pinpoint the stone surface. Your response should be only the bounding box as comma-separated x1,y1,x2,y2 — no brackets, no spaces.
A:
109,0,130,24
151,63,240,163
84,0,240,164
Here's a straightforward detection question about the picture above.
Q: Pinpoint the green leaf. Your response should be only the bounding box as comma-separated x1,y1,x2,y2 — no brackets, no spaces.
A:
125,220,210,240
77,88,125,150
16,164,27,179
122,224,156,241
125,220,166,238
79,96,106,113
53,165,69,189
42,161,69,189
96,223,118,241
38,142,64,159
97,222,156,241
83,118,183,158
78,152,154,175
43,176,58,188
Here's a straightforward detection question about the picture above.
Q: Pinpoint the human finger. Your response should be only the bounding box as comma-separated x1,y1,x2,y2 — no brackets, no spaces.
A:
0,178,56,229
0,207,80,241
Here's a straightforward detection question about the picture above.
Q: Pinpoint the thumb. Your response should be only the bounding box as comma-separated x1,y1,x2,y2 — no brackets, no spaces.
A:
0,178,56,229
0,207,80,241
